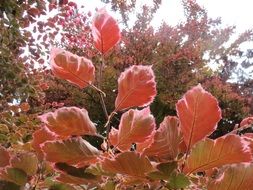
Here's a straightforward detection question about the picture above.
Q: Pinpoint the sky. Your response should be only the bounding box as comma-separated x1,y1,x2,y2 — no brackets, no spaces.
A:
79,0,253,34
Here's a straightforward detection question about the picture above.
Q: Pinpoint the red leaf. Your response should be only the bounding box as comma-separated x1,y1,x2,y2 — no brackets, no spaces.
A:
50,47,95,88
184,135,252,174
208,164,253,190
101,151,154,177
32,127,56,159
176,84,221,149
115,65,157,111
92,8,121,54
109,107,155,151
141,116,182,160
240,117,253,128
243,133,253,155
56,173,89,185
20,102,30,112
0,146,10,168
39,107,96,137
27,8,40,17
41,137,100,167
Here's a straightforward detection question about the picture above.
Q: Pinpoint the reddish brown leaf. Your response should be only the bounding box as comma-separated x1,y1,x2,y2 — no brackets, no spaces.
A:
39,106,96,137
56,173,89,185
243,133,253,155
208,164,253,190
32,127,56,159
109,107,155,151
176,84,221,149
115,65,157,111
141,116,182,160
41,137,100,167
240,117,253,128
101,151,154,177
92,8,121,54
50,47,95,88
10,152,38,176
184,135,252,174
20,102,30,112
0,146,10,168
27,8,40,17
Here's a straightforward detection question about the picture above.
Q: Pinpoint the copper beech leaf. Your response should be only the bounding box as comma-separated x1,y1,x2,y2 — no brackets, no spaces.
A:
184,135,252,174
141,116,182,160
115,65,157,111
55,163,96,179
10,152,38,176
101,151,154,177
39,107,96,137
32,127,56,159
109,107,155,151
92,8,121,54
0,146,10,168
56,174,89,185
240,117,253,128
243,133,253,155
176,84,221,149
208,164,253,190
50,47,95,88
41,137,100,167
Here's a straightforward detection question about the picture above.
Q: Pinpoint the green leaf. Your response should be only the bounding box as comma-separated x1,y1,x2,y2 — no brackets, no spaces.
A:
0,124,9,133
0,168,28,186
44,178,78,190
147,161,177,180
10,152,38,176
0,180,20,190
103,180,116,190
167,173,190,189
0,134,8,144
157,161,178,175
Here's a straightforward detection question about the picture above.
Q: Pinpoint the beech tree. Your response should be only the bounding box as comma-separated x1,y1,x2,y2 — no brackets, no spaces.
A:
1,0,253,189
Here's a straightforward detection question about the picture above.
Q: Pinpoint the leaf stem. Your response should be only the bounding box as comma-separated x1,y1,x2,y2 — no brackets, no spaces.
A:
98,55,109,120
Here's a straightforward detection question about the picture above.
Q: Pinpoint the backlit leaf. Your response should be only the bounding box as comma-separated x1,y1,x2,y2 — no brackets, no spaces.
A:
101,151,154,177
142,116,182,160
56,174,88,185
109,107,155,151
240,117,253,128
41,137,100,167
176,84,221,149
50,47,95,88
39,107,96,137
92,8,121,54
184,135,252,174
32,127,56,159
115,65,157,111
0,146,10,168
10,152,38,176
208,164,253,190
